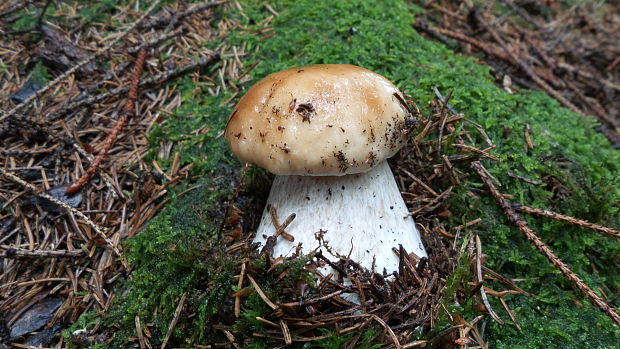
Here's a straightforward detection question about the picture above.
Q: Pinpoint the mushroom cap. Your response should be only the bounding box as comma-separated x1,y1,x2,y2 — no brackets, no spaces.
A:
225,64,415,175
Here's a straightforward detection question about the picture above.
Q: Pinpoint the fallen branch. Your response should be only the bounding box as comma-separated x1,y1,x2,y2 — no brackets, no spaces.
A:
66,49,147,196
513,204,620,238
471,161,620,326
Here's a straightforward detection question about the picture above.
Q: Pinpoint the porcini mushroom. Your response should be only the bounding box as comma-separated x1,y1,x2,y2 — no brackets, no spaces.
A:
225,64,427,275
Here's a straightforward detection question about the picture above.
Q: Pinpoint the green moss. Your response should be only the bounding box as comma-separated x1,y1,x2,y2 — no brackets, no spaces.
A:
489,296,620,349
65,177,236,346
75,0,119,24
145,76,234,175
75,0,620,347
303,328,382,349
236,1,619,345
9,5,50,31
30,61,51,85
9,0,164,34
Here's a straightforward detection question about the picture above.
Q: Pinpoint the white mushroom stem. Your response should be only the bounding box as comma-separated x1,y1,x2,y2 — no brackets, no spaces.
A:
254,161,427,275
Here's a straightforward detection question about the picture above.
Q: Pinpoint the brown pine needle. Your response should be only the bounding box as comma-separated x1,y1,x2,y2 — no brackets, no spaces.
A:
268,205,296,241
279,319,292,345
475,235,504,324
513,204,620,238
66,49,147,196
247,275,278,310
221,329,241,349
235,258,248,318
161,293,187,349
355,314,402,349
279,289,348,308
472,161,620,326
499,297,522,330
140,0,226,29
481,265,532,297
401,168,439,197
135,315,149,349
0,0,161,124
470,10,582,117
0,167,121,257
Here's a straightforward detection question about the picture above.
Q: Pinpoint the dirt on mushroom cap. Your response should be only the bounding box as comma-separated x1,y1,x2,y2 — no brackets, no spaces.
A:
225,64,416,175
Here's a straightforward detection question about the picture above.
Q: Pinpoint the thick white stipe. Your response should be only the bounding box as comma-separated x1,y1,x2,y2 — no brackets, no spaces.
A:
254,161,427,275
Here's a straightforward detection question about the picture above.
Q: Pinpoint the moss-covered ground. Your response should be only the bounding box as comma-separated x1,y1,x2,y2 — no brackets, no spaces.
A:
68,0,619,347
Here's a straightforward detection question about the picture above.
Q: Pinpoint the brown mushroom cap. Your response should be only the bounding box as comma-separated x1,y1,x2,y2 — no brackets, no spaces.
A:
225,64,415,175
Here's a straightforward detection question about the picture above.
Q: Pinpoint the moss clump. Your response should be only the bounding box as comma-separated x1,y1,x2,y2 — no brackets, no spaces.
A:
66,176,236,346
76,0,620,347
29,61,52,85
236,0,620,344
145,76,234,175
114,182,234,344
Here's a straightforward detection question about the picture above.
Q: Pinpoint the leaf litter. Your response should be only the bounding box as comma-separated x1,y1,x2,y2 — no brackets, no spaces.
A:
0,0,618,347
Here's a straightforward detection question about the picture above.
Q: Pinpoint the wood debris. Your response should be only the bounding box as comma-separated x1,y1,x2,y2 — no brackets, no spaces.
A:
0,1,232,346
414,0,620,147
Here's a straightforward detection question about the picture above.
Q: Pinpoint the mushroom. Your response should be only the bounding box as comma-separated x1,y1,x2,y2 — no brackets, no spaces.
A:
225,64,427,275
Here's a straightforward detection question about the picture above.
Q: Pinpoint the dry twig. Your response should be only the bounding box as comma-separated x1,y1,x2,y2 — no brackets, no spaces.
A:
513,204,620,238
66,49,147,195
471,161,620,326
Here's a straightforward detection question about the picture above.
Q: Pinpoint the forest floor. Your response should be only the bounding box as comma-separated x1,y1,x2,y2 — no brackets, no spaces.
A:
0,0,619,348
